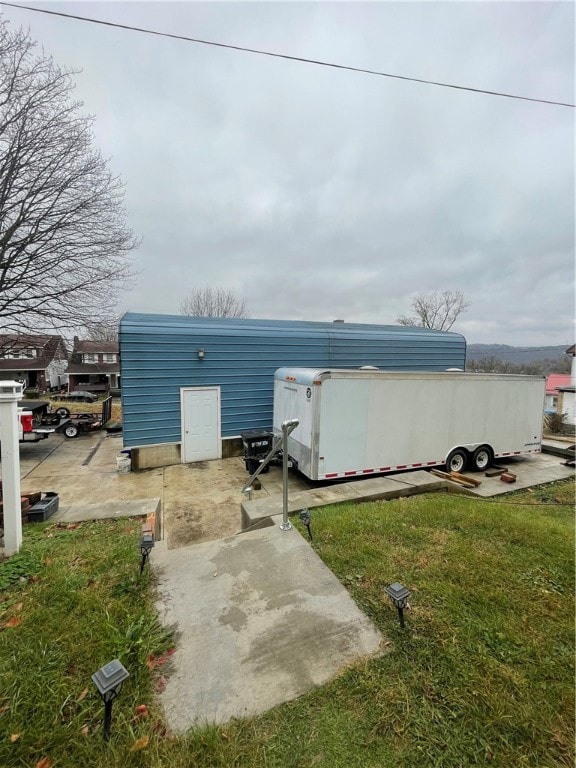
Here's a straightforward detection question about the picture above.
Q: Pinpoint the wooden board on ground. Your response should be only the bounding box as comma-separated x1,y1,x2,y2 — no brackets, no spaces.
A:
429,469,479,488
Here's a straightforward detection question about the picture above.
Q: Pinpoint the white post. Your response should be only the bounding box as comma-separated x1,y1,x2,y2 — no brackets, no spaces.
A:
0,381,24,555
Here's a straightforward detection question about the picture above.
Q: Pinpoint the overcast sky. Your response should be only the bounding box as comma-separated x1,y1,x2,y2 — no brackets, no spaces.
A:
2,1,574,345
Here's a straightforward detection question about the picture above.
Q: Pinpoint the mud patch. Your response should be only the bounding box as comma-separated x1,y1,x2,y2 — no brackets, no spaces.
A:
189,461,209,471
165,496,243,549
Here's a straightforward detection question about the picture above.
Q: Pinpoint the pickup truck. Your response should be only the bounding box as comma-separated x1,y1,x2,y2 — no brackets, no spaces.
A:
16,400,57,443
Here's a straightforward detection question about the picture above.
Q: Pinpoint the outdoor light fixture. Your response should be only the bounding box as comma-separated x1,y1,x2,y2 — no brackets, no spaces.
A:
91,659,129,741
385,582,412,629
299,508,312,541
139,531,155,574
197,348,205,360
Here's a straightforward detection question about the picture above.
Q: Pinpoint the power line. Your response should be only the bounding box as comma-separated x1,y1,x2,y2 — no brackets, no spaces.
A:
2,1,574,109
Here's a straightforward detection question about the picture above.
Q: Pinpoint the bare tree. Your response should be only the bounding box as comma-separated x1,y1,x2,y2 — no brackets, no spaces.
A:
180,288,248,318
84,318,121,343
397,290,470,331
0,21,136,337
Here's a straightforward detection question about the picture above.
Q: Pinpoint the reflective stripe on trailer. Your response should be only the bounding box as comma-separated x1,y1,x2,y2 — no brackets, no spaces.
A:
319,462,442,480
321,449,541,479
493,450,542,459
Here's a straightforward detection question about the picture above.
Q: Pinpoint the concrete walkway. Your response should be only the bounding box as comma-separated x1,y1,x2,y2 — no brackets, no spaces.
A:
152,521,383,731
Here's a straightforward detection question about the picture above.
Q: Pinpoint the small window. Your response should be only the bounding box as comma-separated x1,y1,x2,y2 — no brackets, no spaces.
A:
103,353,116,363
83,353,98,363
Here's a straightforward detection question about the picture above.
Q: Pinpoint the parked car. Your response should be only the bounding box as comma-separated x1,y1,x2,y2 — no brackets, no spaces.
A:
52,391,98,403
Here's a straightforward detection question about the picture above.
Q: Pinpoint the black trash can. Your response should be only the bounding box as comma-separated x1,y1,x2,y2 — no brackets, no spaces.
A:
241,430,273,474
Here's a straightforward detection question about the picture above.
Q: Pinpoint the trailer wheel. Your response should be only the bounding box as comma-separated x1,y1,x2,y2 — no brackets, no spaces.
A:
446,448,468,473
55,407,70,419
63,424,79,439
472,445,493,471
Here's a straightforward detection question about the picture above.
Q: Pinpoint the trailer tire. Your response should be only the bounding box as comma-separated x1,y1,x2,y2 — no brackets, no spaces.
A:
472,445,493,471
55,407,70,419
63,424,79,439
446,448,468,473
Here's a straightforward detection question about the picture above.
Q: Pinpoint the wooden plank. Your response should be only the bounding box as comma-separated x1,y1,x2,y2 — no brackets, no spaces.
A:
450,471,482,487
429,469,477,488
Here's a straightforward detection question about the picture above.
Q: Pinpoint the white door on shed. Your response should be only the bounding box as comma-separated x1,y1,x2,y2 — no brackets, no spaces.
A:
180,387,221,462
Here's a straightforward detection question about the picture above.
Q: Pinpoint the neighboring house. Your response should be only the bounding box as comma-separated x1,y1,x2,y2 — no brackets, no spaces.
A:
0,334,69,391
67,337,120,394
557,344,575,426
544,373,571,413
119,312,467,468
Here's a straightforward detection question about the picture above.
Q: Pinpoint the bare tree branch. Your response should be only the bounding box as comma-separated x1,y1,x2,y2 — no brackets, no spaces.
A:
397,290,470,331
83,317,121,343
0,20,137,336
180,288,248,318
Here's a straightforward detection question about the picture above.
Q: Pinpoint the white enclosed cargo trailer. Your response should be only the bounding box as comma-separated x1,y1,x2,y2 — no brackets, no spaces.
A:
273,368,545,481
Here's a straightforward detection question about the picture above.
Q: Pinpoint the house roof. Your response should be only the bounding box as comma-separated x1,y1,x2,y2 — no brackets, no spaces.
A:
0,334,66,371
67,362,119,375
73,339,119,355
566,344,575,356
545,373,571,395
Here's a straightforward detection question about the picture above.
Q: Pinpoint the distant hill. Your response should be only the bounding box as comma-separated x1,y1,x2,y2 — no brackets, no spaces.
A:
466,344,570,365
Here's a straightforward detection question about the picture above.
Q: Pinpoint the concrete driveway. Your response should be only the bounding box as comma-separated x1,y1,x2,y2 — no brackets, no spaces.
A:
2,433,312,547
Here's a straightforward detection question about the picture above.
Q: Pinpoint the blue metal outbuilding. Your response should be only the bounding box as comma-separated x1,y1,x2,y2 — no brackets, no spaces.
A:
119,313,466,453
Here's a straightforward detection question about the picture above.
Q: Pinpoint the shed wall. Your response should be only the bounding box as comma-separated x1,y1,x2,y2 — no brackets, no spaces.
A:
119,314,466,448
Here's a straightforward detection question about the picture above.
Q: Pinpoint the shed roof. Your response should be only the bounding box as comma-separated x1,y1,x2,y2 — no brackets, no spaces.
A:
120,313,465,344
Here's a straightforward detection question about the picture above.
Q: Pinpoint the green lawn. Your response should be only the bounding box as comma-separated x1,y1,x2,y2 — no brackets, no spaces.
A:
0,479,573,767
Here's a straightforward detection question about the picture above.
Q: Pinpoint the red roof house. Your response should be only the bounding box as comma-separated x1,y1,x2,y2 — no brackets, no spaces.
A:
544,373,571,412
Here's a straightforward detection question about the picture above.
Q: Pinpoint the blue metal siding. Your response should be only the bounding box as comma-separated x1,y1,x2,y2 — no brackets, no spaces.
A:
120,314,466,447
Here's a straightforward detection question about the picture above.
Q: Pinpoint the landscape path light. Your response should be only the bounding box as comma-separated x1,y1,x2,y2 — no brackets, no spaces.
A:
140,531,155,574
299,508,313,541
92,659,129,741
385,582,412,628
